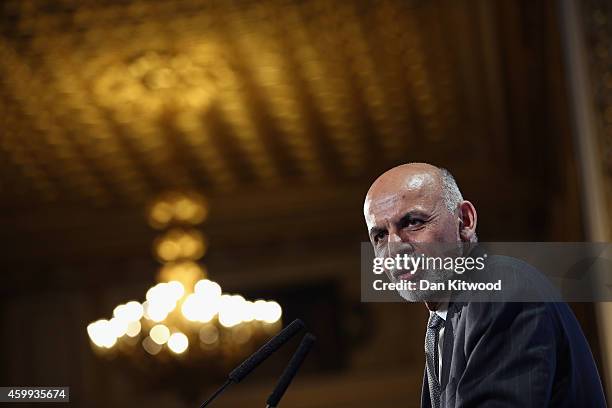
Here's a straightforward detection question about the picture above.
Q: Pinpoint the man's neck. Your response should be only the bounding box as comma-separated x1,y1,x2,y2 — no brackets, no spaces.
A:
425,293,451,312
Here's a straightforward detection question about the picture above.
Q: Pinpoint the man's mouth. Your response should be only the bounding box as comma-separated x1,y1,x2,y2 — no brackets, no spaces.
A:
392,269,419,281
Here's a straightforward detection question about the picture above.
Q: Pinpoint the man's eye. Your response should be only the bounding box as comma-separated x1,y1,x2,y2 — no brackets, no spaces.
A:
407,219,424,227
374,231,387,242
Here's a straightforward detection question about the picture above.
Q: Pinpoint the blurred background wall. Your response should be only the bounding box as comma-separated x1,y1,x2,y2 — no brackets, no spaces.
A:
0,0,610,407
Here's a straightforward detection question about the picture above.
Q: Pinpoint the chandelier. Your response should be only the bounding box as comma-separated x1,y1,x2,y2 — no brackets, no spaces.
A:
86,191,282,396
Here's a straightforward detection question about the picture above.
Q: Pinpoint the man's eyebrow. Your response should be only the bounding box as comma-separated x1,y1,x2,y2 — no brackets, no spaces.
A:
398,211,418,224
368,210,429,237
397,210,428,226
369,225,386,237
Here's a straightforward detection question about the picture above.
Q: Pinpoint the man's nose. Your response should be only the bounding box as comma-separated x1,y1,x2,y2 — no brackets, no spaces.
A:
388,231,402,243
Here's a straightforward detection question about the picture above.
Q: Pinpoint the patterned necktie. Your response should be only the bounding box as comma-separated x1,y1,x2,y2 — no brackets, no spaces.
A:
425,313,444,408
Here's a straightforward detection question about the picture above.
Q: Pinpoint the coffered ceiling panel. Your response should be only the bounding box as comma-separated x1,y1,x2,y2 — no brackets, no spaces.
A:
0,0,565,212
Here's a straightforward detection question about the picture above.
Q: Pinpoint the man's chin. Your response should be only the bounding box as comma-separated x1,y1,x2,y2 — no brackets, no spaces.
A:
397,288,429,302
396,281,450,302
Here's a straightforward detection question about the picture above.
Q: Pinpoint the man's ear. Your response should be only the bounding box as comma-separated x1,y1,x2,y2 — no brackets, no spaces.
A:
458,200,477,241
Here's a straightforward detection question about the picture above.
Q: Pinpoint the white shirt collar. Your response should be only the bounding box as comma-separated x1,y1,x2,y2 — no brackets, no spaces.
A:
432,301,449,321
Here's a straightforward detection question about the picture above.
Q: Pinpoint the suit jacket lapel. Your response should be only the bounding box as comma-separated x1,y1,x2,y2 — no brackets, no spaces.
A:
440,301,462,390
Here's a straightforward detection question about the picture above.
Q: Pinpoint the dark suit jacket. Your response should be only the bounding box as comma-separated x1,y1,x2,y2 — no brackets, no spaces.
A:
421,254,607,408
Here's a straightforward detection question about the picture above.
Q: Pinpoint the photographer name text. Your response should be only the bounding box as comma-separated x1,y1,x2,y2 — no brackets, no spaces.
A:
372,279,502,291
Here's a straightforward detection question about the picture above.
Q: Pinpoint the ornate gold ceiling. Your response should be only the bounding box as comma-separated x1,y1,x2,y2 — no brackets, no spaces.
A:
0,0,573,213
0,0,475,209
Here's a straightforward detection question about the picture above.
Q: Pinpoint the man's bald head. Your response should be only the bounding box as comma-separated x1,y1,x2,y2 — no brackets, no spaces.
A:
364,163,462,218
364,162,477,249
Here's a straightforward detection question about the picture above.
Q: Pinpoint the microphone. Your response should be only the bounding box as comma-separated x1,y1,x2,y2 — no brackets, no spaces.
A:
229,319,305,383
266,333,316,408
199,319,305,408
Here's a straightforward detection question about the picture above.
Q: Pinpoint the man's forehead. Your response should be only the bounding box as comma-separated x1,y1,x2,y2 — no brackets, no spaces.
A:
364,171,440,224
368,171,436,203
366,191,424,218
366,193,407,213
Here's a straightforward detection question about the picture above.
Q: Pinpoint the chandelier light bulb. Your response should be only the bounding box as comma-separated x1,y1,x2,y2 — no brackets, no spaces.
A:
167,332,189,354
150,324,171,345
126,320,142,337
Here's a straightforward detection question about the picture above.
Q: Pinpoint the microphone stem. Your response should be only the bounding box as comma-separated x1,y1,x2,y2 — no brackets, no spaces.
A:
199,379,232,408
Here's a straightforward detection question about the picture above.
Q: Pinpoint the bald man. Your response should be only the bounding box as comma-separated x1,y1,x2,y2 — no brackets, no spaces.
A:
363,163,606,408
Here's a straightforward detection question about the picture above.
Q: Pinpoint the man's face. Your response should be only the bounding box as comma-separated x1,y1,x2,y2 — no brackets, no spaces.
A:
364,167,461,301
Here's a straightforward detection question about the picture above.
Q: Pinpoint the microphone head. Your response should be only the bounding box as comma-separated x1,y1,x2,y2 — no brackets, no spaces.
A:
228,319,305,383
